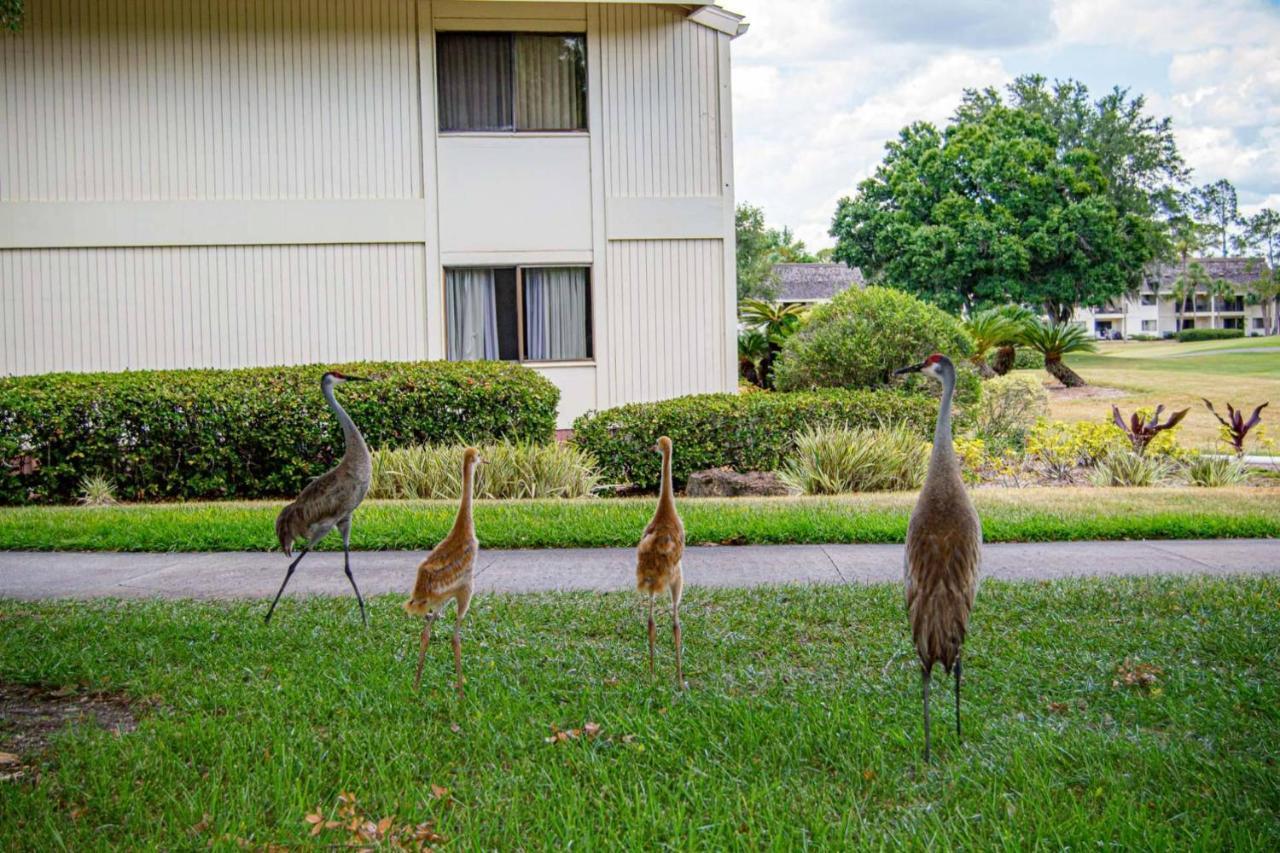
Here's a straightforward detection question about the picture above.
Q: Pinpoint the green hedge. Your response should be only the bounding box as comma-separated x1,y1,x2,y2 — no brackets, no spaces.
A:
0,361,558,504
1012,348,1046,370
572,389,936,490
1176,328,1245,342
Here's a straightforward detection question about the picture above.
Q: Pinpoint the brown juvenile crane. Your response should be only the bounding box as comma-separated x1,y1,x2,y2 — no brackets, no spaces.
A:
894,353,982,763
405,447,483,697
267,371,373,625
636,436,686,688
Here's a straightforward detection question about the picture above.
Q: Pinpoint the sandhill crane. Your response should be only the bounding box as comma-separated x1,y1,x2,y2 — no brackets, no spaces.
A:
894,354,982,762
405,447,483,697
636,436,686,688
265,371,373,626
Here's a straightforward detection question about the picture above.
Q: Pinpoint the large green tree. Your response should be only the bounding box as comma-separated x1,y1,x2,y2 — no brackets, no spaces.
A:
832,75,1186,320
735,203,816,301
1241,209,1280,334
1190,179,1242,257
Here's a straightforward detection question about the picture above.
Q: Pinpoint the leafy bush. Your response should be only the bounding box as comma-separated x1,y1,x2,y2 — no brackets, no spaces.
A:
1027,420,1128,478
0,361,559,504
778,425,927,495
1129,334,1160,342
1111,405,1189,455
1176,328,1244,342
1183,454,1250,488
370,441,600,500
773,286,973,392
975,374,1048,450
572,389,936,490
1012,348,1046,370
1089,450,1173,487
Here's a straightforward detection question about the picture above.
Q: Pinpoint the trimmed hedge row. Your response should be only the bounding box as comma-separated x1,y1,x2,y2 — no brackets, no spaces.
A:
0,361,558,504
572,389,937,490
1176,328,1244,342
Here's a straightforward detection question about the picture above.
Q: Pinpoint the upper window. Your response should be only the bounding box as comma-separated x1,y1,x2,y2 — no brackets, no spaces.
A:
446,266,592,362
437,32,587,132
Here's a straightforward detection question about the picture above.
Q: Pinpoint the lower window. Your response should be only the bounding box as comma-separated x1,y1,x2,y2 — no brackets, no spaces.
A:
445,266,592,362
1141,319,1157,331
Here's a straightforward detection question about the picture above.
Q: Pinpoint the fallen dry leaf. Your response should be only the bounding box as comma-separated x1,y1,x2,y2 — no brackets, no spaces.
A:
0,752,19,766
583,722,601,738
431,784,449,799
862,769,876,781
1113,658,1163,690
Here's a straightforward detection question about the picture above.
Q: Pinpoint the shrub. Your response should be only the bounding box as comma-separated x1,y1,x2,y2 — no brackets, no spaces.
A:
1176,328,1244,342
1012,348,1046,370
370,441,600,500
1089,450,1173,487
0,361,559,504
1183,454,1250,488
77,474,117,507
779,425,927,495
952,436,989,485
572,389,936,490
975,374,1048,450
1027,420,1128,478
773,286,973,392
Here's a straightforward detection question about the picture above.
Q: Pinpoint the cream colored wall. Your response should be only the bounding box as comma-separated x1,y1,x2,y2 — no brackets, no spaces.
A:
0,0,738,429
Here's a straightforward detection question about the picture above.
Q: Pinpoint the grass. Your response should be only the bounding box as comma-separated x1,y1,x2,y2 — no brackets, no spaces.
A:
1,488,1278,552
2,578,1278,847
1043,337,1280,447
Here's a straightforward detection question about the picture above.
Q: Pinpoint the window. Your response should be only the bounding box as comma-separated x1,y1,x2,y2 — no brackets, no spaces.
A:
1141,319,1157,331
1222,317,1243,330
1183,319,1195,329
1255,317,1266,329
437,32,586,132
1140,294,1157,306
445,266,592,362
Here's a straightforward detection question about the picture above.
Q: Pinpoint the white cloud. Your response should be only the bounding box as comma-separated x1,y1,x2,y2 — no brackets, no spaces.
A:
727,0,1280,251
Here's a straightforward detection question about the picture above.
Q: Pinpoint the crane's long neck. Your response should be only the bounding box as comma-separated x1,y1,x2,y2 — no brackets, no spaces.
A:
928,368,958,476
451,458,477,538
658,443,675,513
323,379,368,461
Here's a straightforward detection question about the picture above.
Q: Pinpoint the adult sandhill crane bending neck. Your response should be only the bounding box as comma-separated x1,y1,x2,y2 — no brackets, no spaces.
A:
266,371,373,626
894,353,982,763
636,436,686,688
405,447,482,697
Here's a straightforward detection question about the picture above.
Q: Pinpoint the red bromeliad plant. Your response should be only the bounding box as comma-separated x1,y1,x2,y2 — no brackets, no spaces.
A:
1202,399,1269,456
1111,405,1189,454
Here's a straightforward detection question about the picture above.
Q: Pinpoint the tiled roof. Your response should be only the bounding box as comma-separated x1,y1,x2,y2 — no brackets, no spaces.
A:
1143,256,1269,290
771,262,865,302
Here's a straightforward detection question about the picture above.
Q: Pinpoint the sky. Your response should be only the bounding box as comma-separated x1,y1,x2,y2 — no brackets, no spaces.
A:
727,0,1280,250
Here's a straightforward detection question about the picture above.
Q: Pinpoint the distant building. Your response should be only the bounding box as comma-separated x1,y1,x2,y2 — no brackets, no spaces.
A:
1073,257,1273,338
771,262,865,306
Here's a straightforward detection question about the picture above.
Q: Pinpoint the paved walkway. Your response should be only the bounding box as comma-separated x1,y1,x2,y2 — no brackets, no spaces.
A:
1,539,1277,600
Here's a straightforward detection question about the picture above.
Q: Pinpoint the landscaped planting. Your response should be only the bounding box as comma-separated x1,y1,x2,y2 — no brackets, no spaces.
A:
0,362,558,505
1176,328,1245,342
2,577,1278,848
370,441,601,500
779,425,926,495
572,388,936,490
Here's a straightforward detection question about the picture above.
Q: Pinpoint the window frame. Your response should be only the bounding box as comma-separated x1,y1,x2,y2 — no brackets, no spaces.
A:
435,30,589,136
443,263,595,365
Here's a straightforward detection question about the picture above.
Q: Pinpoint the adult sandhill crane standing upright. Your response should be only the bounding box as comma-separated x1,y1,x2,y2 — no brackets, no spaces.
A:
405,447,483,697
894,353,982,763
636,436,686,688
266,371,373,626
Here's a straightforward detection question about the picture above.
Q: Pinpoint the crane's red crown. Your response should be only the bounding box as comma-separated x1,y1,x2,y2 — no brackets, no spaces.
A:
924,354,944,365
327,371,347,379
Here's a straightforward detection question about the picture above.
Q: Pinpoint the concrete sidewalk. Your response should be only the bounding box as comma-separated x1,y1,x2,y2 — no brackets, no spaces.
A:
0,539,1276,600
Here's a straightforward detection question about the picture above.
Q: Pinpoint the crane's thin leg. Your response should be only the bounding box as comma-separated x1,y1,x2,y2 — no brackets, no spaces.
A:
922,666,933,764
338,517,366,627
452,587,471,699
954,656,962,741
671,570,684,690
647,592,656,675
413,611,439,693
264,548,307,624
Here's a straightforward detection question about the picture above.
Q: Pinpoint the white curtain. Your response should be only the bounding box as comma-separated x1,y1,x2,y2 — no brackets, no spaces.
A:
447,269,499,361
515,35,586,130
525,267,588,360
437,33,513,131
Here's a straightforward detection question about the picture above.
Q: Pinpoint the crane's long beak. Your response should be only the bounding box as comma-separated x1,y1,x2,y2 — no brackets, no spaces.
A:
893,363,924,375
343,375,372,382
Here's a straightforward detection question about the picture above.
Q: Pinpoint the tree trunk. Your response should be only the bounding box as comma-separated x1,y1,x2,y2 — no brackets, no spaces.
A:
991,346,1016,375
739,357,760,388
1045,355,1087,388
972,357,995,379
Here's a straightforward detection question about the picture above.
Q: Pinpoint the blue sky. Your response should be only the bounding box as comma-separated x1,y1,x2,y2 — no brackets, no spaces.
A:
728,0,1280,249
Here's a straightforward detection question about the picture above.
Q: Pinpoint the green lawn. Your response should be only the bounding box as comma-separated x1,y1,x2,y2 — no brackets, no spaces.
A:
2,578,1277,847
2,488,1279,551
1047,337,1280,447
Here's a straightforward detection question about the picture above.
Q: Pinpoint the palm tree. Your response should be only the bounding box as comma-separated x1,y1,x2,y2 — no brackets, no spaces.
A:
1172,262,1211,333
739,299,808,389
1018,318,1097,388
990,305,1035,375
962,309,1022,377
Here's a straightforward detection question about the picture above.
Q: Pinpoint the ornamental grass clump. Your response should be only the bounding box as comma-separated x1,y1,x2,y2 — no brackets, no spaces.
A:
370,441,601,500
778,425,927,495
1183,454,1251,488
1089,450,1174,487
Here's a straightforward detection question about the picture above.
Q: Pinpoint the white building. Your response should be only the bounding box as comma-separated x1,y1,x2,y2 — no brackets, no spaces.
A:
0,1,746,426
1073,257,1273,338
